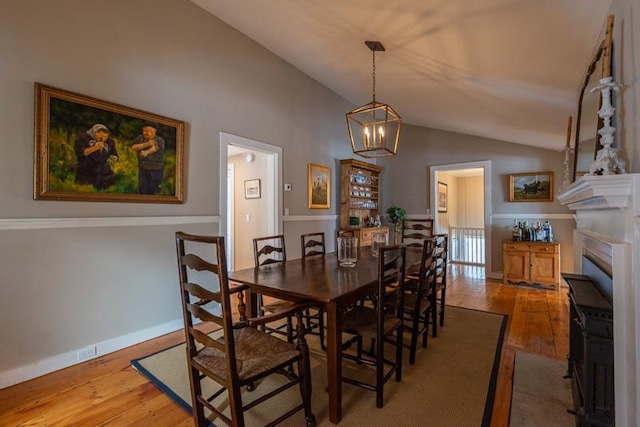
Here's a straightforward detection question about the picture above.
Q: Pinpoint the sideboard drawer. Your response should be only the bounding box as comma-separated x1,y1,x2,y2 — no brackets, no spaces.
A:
530,243,559,254
503,242,529,252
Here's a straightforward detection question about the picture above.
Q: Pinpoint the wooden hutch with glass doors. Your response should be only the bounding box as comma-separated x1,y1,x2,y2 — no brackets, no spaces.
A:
339,159,388,246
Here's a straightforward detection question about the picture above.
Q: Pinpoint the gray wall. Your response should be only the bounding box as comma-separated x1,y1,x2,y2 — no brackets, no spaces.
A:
0,0,354,380
378,125,575,274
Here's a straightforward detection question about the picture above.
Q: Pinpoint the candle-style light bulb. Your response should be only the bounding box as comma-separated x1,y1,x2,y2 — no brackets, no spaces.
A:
378,126,384,146
364,126,370,148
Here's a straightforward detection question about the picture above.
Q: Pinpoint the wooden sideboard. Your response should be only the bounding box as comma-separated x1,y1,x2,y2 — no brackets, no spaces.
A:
342,226,388,247
502,240,561,290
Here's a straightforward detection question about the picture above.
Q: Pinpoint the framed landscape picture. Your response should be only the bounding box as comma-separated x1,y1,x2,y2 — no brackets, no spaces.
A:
34,83,185,203
509,172,554,202
308,163,330,209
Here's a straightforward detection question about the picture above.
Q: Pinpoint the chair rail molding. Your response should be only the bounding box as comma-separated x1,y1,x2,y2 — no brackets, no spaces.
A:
0,215,219,231
283,214,338,222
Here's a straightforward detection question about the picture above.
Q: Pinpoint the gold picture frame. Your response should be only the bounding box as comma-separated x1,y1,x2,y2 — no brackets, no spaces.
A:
509,172,554,202
308,163,330,209
34,83,185,203
437,181,448,213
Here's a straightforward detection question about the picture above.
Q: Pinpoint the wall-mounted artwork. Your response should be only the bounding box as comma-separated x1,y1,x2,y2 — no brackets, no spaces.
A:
34,83,185,203
244,179,261,199
308,163,330,209
437,181,448,213
509,172,554,202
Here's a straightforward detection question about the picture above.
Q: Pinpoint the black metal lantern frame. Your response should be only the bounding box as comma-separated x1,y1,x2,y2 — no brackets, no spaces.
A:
346,41,401,158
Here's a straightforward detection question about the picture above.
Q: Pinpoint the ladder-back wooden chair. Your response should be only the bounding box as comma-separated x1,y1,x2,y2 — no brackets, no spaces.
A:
175,232,316,427
401,236,437,364
340,244,406,408
300,232,326,350
253,235,294,341
401,218,434,248
431,234,448,337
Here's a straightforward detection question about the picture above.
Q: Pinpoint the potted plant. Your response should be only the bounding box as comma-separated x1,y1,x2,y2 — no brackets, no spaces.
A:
385,205,406,244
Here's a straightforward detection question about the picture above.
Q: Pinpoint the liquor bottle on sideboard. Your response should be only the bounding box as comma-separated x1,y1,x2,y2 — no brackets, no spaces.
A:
512,220,522,241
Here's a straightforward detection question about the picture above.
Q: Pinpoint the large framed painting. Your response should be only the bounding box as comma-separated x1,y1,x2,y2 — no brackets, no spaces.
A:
509,172,554,202
34,83,185,203
308,163,330,209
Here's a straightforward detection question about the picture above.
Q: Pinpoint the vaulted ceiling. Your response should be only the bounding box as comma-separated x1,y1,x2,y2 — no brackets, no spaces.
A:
192,0,612,151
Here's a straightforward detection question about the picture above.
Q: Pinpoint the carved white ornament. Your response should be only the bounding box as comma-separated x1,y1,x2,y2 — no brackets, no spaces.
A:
587,76,626,176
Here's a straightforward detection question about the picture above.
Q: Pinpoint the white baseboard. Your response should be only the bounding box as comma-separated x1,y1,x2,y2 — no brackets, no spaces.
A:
0,318,184,389
486,271,502,280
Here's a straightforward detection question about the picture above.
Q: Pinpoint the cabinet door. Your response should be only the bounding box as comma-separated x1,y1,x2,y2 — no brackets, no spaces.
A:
360,227,387,247
530,251,559,285
503,249,530,282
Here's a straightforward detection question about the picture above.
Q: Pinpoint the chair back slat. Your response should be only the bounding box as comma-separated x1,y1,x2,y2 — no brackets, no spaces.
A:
185,282,222,304
190,326,225,353
181,253,220,274
187,302,224,326
402,219,434,248
301,232,326,258
253,235,287,266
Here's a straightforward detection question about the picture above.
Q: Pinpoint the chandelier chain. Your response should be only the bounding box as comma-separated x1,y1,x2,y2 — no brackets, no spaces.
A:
372,49,376,102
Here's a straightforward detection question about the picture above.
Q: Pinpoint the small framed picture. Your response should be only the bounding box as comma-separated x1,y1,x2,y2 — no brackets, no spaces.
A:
437,181,448,213
308,163,330,209
244,179,261,199
509,172,554,202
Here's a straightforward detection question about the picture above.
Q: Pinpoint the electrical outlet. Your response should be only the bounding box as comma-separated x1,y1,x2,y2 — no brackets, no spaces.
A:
77,346,97,361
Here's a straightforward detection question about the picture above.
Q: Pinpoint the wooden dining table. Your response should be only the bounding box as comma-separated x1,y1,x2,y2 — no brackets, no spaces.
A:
228,246,421,424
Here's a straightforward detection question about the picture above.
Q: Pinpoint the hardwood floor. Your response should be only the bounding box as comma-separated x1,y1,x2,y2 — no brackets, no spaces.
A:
0,265,569,426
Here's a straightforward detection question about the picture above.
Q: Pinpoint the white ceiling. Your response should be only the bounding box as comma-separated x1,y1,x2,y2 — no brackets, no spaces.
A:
192,0,612,151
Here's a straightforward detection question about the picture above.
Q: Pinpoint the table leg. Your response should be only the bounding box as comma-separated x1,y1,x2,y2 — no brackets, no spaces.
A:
326,302,342,424
247,288,257,319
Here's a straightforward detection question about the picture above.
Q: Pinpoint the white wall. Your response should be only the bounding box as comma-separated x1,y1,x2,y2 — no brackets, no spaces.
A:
455,175,484,228
230,152,270,270
609,0,640,173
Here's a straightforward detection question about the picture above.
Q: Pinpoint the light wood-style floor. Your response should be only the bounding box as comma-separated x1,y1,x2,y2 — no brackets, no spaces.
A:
0,265,569,426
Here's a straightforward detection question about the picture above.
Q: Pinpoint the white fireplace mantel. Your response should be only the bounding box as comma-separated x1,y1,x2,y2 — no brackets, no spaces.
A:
557,174,639,211
558,173,640,426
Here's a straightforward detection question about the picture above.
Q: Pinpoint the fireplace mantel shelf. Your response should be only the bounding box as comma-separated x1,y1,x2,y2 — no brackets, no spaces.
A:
557,174,640,211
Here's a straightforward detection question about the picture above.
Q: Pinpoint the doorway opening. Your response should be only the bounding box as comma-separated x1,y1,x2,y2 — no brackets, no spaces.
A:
430,161,493,278
219,133,282,271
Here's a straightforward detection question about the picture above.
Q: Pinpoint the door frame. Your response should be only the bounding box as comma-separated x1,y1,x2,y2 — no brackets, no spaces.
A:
429,160,495,278
219,132,282,270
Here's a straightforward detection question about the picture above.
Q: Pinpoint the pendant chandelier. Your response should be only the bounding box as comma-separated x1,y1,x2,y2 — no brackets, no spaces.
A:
346,41,401,158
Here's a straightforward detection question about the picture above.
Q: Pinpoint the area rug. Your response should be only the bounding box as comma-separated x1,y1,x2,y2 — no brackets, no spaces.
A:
510,351,573,426
132,306,507,426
